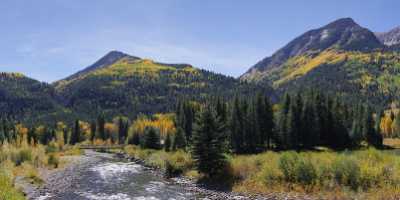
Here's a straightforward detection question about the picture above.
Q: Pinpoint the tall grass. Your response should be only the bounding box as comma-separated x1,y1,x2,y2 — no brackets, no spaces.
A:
124,145,400,198
0,140,83,199
231,148,400,198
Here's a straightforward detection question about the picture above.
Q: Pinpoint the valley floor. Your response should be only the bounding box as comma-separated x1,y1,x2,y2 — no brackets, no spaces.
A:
4,140,400,200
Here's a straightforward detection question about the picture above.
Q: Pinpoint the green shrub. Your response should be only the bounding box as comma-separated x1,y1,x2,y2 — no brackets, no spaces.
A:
295,158,317,185
279,152,299,182
12,149,32,166
48,154,59,168
45,141,59,153
332,156,360,190
165,150,193,177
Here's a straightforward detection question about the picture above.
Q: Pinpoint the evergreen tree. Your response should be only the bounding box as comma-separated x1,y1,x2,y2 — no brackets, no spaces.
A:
176,101,195,143
192,106,227,177
143,127,161,149
63,128,69,145
70,119,81,145
118,117,129,144
0,127,5,144
301,98,317,149
370,110,384,148
164,133,172,152
350,104,364,147
215,97,227,123
229,96,244,153
97,114,106,140
278,93,291,149
363,107,382,148
128,131,141,145
173,127,187,150
244,100,259,153
90,121,96,142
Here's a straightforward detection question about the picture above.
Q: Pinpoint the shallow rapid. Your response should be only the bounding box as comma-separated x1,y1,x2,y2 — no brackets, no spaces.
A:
36,151,199,200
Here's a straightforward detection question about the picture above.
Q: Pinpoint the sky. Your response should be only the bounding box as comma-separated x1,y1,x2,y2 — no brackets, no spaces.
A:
0,0,399,82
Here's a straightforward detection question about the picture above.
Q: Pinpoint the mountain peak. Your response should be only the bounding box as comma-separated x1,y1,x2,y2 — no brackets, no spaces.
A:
241,18,383,81
375,26,400,46
325,18,358,28
55,50,141,83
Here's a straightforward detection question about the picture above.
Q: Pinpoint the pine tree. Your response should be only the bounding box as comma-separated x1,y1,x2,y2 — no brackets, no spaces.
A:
216,97,227,123
244,100,259,153
90,121,96,142
143,127,161,149
360,107,382,148
229,96,244,153
173,127,187,150
370,110,384,148
192,106,227,177
118,117,128,144
0,127,5,144
128,131,141,145
278,93,291,149
301,98,317,149
70,119,81,145
97,114,106,140
349,104,364,147
164,133,172,152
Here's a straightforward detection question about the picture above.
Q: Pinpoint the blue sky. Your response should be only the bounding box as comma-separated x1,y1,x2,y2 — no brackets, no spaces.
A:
0,0,399,82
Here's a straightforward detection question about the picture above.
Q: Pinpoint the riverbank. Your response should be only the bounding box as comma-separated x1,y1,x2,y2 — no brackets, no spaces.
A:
15,151,99,199
121,146,316,200
122,145,400,200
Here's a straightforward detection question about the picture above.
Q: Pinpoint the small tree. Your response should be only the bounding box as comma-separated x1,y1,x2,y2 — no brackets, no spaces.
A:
70,119,81,145
143,127,161,149
90,121,96,142
173,127,187,150
164,133,172,152
192,106,227,177
128,131,141,145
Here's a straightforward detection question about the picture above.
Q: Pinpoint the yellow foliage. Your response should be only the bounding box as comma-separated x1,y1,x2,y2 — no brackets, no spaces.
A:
129,114,176,138
275,50,346,86
381,115,393,138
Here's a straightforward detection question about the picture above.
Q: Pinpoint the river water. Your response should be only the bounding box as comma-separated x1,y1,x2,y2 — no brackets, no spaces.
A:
36,151,200,200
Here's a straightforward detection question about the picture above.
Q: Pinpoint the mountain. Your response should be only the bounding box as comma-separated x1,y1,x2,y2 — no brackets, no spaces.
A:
54,51,140,88
376,26,400,46
0,73,70,123
54,51,276,120
241,18,400,108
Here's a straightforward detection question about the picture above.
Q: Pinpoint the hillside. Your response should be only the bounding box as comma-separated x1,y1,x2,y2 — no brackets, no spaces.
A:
241,18,400,108
0,72,70,123
54,52,276,120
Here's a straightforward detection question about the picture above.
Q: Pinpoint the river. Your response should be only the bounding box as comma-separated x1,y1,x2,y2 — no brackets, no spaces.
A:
34,151,201,200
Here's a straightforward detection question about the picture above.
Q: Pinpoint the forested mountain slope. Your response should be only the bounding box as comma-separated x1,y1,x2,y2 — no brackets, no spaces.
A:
53,52,276,121
241,18,400,108
0,73,70,123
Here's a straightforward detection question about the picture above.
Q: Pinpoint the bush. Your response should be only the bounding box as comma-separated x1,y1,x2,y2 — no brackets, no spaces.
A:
45,141,59,153
295,157,317,185
12,149,32,166
165,150,193,177
279,152,299,182
332,156,360,190
48,154,59,168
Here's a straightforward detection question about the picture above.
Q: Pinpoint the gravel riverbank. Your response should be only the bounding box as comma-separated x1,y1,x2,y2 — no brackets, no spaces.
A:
15,151,104,200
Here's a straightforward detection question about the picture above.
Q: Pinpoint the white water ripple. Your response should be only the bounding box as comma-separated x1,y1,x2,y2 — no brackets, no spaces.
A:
90,162,142,180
